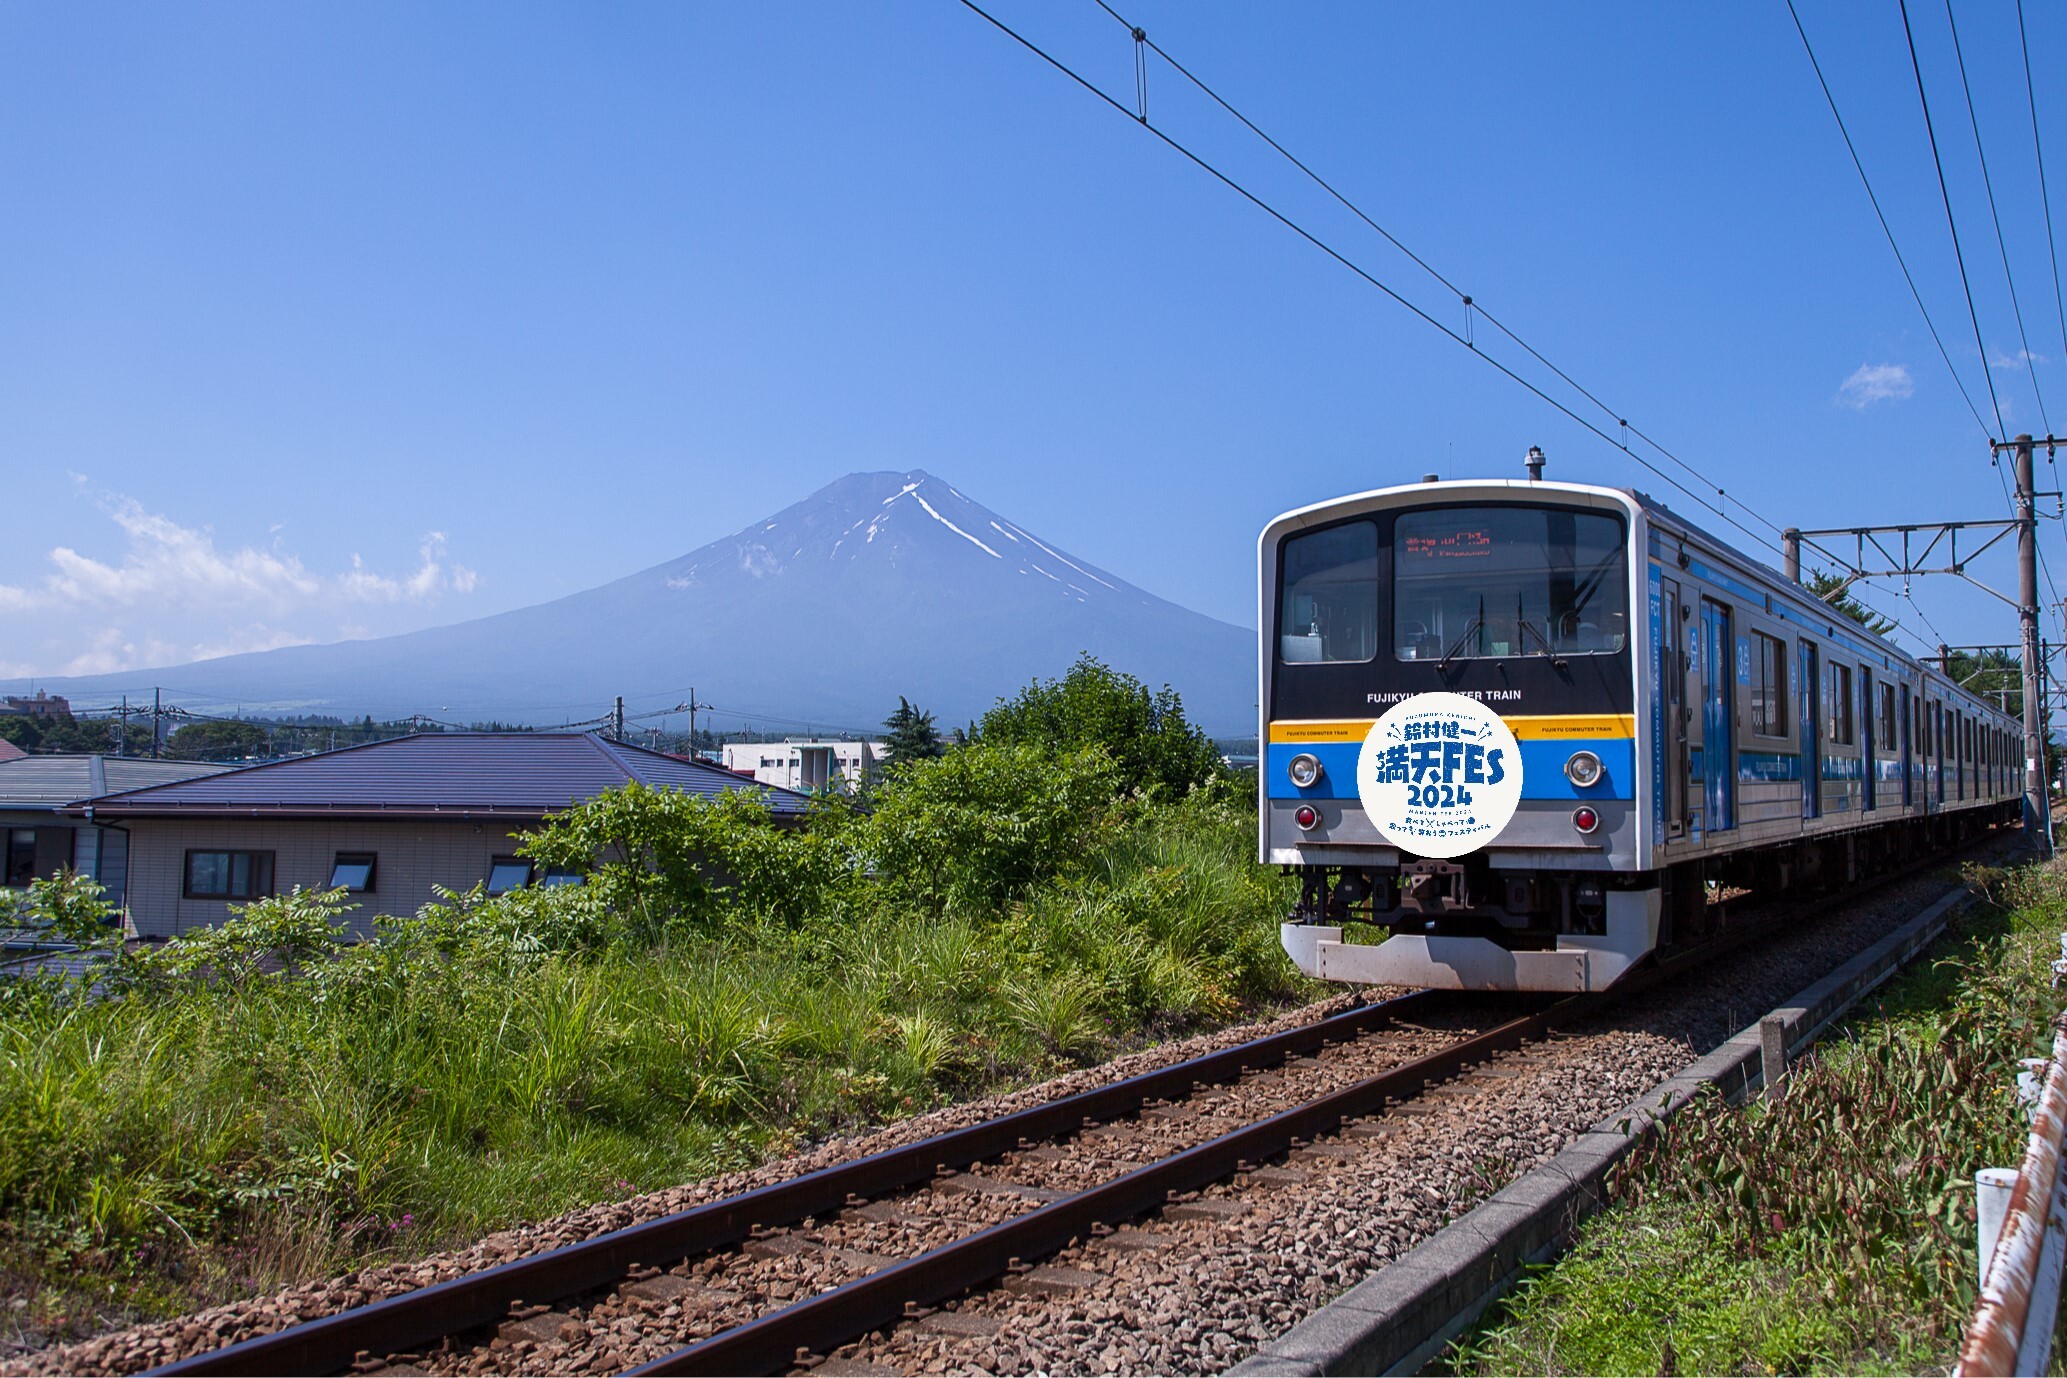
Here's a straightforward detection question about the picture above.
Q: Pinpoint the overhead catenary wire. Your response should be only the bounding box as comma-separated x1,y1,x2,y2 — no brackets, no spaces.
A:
981,1,1964,654
2018,0,2067,372
1785,0,1994,440
1943,0,2051,434
956,0,1800,571
1088,0,1790,543
1899,0,2008,440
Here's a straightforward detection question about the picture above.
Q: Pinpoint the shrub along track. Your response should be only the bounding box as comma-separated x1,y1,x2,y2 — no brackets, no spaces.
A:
5,828,2020,1378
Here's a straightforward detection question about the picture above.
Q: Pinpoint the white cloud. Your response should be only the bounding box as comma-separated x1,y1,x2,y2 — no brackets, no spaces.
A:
1837,363,1914,409
1992,349,2051,370
0,495,480,615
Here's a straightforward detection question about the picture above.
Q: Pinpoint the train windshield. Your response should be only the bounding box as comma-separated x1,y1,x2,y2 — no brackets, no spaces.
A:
1395,507,1627,661
1278,520,1379,663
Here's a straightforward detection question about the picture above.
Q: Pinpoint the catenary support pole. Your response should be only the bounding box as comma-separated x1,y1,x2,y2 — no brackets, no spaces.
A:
1783,527,1801,583
2018,435,2050,850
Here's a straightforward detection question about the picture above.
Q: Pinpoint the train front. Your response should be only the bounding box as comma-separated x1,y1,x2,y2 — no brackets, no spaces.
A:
1262,479,1652,992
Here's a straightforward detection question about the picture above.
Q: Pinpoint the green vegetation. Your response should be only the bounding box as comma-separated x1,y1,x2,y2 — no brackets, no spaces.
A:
977,652,1225,799
0,668,1304,1344
880,696,945,769
1445,860,2067,1376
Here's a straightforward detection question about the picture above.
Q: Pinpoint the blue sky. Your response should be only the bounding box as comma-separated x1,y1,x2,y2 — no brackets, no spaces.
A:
5,1,2066,698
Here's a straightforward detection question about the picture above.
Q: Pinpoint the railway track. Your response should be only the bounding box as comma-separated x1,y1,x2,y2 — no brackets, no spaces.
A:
117,832,2007,1378
147,990,1569,1377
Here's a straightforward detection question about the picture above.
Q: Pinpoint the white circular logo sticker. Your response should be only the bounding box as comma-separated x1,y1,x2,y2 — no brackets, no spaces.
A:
1356,692,1524,859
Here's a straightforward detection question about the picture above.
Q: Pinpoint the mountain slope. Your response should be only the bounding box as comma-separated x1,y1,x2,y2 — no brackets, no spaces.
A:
7,472,1256,732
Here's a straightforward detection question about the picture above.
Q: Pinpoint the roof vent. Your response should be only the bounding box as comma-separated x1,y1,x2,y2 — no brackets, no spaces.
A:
1422,472,1441,484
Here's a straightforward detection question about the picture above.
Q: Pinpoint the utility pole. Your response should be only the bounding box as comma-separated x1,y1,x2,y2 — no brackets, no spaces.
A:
118,694,128,757
151,687,161,759
2013,435,2050,849
1783,527,1801,583
612,696,624,743
687,688,697,758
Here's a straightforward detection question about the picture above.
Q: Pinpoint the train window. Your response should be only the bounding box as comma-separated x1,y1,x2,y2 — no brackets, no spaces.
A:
1828,664,1855,745
1877,684,1895,752
1393,506,1627,661
1750,632,1787,737
1278,520,1379,664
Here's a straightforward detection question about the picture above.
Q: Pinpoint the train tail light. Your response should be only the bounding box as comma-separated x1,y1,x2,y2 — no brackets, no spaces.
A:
1571,805,1600,835
1294,805,1319,830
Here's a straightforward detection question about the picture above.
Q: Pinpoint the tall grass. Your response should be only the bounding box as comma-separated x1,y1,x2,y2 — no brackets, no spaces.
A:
0,774,1304,1340
1447,859,2065,1375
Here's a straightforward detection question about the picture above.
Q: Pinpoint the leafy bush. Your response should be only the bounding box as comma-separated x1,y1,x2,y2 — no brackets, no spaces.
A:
978,654,1226,798
860,740,1118,913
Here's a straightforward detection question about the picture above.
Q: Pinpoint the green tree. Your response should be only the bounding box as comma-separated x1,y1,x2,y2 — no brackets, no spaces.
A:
164,719,271,762
882,697,945,769
0,715,41,751
978,654,1225,798
1944,648,2023,718
24,714,153,756
1805,570,1896,636
861,741,1118,913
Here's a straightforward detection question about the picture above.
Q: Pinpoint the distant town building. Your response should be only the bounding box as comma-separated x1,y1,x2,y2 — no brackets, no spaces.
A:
721,739,885,792
2,692,71,720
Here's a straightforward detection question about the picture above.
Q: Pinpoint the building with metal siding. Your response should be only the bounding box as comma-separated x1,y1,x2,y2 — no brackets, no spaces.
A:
1,755,233,909
75,733,813,939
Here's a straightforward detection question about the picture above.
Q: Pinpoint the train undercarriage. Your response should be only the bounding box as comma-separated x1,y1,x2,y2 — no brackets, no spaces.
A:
1279,804,2017,992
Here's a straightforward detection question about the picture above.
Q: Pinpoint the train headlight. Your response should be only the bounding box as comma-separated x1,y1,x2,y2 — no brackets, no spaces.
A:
1287,753,1324,788
1564,750,1604,788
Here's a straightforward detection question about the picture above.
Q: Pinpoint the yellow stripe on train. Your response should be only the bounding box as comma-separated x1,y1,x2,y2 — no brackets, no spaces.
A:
1267,713,1636,744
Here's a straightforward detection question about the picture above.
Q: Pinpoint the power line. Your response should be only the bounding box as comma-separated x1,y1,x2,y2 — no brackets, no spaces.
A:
1784,0,1992,439
1088,0,1791,544
958,0,1797,566
2016,0,2067,371
1899,0,2007,439
1943,0,2051,433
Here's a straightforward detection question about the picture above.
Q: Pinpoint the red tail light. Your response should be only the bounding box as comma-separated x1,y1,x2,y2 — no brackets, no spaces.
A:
1571,806,1600,834
1294,805,1319,830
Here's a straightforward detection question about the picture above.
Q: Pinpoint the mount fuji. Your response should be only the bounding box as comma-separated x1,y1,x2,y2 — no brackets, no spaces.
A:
9,472,1256,733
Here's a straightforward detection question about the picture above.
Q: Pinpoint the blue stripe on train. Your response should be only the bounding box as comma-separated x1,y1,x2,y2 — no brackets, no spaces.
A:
1264,739,1636,802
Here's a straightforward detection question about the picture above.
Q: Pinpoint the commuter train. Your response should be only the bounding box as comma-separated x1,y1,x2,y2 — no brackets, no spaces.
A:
1262,471,2023,992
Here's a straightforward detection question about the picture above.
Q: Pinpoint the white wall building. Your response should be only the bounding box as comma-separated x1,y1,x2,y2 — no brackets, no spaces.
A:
722,739,885,792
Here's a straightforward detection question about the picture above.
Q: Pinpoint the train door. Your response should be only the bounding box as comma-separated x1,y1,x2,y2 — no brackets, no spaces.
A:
1662,579,1689,837
1934,701,1945,805
1799,640,1820,819
1701,599,1735,831
1900,684,1912,806
1861,668,1876,811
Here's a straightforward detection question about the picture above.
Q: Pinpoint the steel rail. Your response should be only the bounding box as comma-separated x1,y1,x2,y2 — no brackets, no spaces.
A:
628,998,1582,1377
148,989,1454,1376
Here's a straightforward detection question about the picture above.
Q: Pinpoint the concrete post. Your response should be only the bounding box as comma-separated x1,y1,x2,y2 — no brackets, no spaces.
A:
1782,528,1801,583
1980,1167,2017,1288
1760,1015,1787,1100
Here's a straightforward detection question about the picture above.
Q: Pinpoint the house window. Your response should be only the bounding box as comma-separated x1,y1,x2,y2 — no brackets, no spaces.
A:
1750,633,1787,737
184,850,275,900
486,856,533,896
329,852,376,892
5,830,34,887
539,866,585,888
1828,664,1854,745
